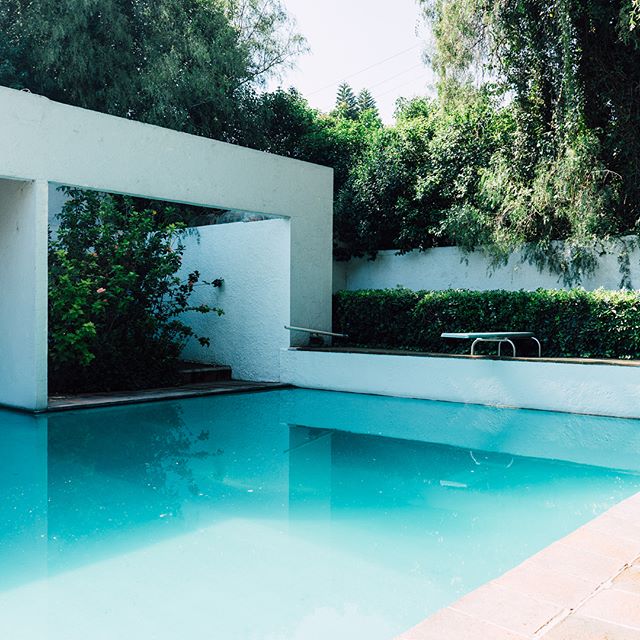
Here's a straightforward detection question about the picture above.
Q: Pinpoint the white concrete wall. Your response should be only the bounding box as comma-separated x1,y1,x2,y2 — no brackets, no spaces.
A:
0,86,332,408
180,220,290,381
0,179,48,410
0,87,332,337
336,245,640,292
281,349,640,419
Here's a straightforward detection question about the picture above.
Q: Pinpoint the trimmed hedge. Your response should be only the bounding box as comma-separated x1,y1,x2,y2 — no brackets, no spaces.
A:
333,288,640,359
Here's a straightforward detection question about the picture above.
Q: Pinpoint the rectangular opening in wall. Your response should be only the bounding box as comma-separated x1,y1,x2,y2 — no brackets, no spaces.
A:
47,184,291,397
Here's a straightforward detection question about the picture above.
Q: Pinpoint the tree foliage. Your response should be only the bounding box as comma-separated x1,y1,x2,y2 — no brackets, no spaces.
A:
333,84,380,121
333,87,512,259
49,189,223,393
357,89,378,118
0,0,304,140
222,0,307,83
335,82,359,120
414,0,640,277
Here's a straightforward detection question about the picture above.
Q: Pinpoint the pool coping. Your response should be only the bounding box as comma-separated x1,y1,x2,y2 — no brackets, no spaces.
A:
300,346,640,367
45,380,291,412
395,491,640,639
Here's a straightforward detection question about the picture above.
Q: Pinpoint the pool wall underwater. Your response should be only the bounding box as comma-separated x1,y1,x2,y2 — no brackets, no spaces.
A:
281,348,640,419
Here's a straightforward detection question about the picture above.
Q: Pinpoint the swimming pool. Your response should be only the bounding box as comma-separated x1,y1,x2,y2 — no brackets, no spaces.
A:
1,389,639,639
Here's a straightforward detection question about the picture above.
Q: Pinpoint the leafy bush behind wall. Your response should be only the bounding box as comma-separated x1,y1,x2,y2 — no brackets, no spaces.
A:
333,288,640,359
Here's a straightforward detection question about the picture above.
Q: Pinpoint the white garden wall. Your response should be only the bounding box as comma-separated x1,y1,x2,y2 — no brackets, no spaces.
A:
180,220,290,381
281,349,640,419
334,244,640,293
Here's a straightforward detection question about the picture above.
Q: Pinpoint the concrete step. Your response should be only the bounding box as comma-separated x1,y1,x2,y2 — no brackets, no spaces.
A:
178,362,232,384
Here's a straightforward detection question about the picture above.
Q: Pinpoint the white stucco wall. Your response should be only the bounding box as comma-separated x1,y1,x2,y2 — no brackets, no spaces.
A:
0,179,48,410
0,86,333,409
0,87,332,337
281,349,640,419
179,220,290,381
336,244,640,292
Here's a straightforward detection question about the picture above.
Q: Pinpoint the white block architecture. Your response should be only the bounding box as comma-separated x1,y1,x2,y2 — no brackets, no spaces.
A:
0,87,333,410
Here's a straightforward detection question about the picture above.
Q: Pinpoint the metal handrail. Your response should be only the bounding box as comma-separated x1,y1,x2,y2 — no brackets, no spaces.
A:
284,325,348,338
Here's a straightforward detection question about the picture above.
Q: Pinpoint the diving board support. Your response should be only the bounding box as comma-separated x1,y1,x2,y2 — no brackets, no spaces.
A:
442,332,542,358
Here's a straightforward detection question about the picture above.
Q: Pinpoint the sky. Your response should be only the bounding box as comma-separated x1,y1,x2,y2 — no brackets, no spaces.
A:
268,0,436,123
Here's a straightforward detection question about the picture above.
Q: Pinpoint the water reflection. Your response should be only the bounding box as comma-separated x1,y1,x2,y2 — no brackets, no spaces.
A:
0,411,47,591
0,390,639,640
288,426,333,519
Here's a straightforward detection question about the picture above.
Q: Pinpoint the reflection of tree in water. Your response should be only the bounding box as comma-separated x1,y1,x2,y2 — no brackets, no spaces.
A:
47,402,221,537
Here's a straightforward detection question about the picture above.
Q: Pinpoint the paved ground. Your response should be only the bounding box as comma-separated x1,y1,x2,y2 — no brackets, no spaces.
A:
47,380,290,412
396,492,640,639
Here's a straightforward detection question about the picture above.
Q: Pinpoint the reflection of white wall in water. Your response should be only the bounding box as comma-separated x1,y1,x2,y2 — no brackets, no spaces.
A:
333,244,640,293
0,411,48,590
180,220,290,381
280,388,640,471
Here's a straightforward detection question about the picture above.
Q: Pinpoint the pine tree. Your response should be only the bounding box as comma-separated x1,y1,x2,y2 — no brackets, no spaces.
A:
357,89,378,117
335,82,359,119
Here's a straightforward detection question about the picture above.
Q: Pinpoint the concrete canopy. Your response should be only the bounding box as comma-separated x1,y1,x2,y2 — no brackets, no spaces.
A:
0,86,333,410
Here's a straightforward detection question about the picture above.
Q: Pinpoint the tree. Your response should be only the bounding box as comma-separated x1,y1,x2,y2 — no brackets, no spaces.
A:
0,0,304,141
48,189,223,393
334,90,508,259
222,0,307,85
416,0,640,280
335,82,359,119
357,89,378,117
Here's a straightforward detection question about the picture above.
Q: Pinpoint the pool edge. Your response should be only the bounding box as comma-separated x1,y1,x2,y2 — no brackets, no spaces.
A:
395,491,640,639
43,381,292,413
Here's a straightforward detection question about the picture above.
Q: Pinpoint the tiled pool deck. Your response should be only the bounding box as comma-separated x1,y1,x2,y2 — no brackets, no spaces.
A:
46,380,290,411
397,492,640,639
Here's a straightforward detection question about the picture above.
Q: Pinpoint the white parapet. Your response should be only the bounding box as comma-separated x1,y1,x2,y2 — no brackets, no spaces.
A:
337,244,640,293
280,349,640,419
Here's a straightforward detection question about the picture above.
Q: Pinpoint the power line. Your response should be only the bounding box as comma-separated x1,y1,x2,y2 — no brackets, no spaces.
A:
375,72,432,99
367,63,425,91
307,44,421,96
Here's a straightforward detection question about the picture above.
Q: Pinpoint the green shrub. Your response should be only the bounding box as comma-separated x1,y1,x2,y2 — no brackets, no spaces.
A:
333,288,640,359
49,189,223,393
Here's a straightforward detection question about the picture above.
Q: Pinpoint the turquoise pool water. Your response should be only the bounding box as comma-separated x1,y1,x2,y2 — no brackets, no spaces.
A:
1,389,640,640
